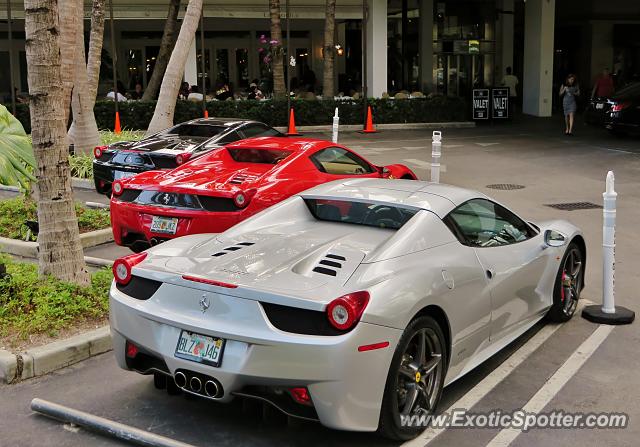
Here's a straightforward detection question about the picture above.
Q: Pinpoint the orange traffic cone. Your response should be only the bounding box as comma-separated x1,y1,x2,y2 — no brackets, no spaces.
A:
114,111,122,134
361,106,377,133
203,108,209,118
286,108,301,136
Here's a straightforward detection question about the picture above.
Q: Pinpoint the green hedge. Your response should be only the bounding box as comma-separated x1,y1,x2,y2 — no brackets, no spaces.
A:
7,96,467,132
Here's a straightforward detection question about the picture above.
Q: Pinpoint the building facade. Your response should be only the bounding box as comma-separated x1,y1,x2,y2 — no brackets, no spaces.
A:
1,0,639,117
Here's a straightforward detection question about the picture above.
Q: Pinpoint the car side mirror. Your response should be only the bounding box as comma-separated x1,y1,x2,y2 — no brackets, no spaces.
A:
378,166,392,178
543,229,567,248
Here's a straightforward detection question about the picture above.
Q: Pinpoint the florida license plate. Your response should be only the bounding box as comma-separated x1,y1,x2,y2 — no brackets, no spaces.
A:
175,330,225,367
150,216,178,234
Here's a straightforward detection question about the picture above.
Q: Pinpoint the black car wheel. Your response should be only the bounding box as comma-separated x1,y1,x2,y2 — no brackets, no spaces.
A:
378,315,447,441
547,242,584,323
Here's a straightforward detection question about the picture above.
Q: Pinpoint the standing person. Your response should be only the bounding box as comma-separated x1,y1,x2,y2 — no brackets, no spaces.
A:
130,83,144,100
559,74,580,135
501,67,519,116
591,68,615,99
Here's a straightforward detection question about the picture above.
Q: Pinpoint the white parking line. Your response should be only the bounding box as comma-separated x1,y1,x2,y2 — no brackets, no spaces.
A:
402,300,594,447
403,159,447,172
476,142,500,147
485,324,614,447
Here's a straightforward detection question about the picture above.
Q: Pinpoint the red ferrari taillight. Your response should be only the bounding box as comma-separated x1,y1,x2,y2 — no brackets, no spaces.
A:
175,152,192,165
288,387,312,406
112,180,124,196
233,188,256,208
125,341,139,359
94,145,107,158
326,291,370,331
611,101,631,112
113,252,147,285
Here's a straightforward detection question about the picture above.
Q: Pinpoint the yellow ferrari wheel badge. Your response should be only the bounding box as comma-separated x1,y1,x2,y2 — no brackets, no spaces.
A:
415,371,421,383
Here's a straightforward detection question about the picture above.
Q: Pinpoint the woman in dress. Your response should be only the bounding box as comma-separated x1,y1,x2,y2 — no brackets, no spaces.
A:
559,74,580,135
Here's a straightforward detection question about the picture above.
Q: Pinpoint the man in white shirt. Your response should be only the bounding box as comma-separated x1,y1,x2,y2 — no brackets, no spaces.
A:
501,67,519,117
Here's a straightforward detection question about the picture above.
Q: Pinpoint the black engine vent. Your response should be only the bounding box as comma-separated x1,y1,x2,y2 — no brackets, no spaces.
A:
116,275,162,300
211,242,255,257
312,254,345,277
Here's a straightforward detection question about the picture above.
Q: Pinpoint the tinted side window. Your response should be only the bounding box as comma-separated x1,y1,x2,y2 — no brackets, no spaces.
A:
447,199,535,247
218,131,241,144
309,147,375,175
240,124,280,138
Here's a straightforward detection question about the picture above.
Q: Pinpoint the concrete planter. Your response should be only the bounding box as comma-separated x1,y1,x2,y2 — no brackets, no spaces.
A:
0,228,113,259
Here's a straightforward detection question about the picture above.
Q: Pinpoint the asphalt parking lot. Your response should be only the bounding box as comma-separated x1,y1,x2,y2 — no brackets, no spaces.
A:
1,115,639,447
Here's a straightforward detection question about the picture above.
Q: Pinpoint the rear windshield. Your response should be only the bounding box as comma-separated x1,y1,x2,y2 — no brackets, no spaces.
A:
614,82,640,99
304,198,417,230
227,148,292,164
161,123,226,139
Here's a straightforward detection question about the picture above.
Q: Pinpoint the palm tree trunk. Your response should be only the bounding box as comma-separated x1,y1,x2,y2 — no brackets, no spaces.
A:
86,0,105,102
322,0,336,98
58,0,79,125
146,0,203,135
141,0,181,101
24,0,89,284
269,0,286,99
68,15,101,154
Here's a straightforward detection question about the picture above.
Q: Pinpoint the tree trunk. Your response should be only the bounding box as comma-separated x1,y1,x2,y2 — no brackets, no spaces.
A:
141,0,181,101
269,0,286,99
86,0,105,103
322,0,336,98
69,0,104,153
68,13,101,154
24,0,89,284
58,0,79,125
146,0,203,135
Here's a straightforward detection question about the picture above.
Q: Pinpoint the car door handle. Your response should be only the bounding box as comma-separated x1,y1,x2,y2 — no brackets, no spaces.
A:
485,269,495,280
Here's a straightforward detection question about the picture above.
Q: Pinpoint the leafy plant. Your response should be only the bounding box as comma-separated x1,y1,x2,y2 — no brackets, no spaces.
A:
0,254,113,342
68,154,94,179
0,104,36,189
0,197,110,241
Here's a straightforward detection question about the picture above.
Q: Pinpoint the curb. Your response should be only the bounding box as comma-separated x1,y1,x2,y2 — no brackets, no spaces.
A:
0,326,112,384
274,121,475,133
0,228,114,259
84,256,114,267
71,178,95,190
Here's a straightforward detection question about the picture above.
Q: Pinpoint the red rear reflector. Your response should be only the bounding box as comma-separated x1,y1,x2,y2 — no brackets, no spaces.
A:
126,341,138,358
611,101,631,112
182,275,238,288
288,387,312,405
358,341,390,352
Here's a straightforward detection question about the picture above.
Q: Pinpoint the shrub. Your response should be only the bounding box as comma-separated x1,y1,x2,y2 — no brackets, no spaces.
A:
0,197,110,241
6,96,468,132
0,254,112,342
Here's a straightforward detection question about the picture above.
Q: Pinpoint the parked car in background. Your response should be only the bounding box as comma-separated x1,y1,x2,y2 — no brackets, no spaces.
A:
92,119,282,195
584,95,612,126
604,82,640,135
109,137,417,252
110,178,585,439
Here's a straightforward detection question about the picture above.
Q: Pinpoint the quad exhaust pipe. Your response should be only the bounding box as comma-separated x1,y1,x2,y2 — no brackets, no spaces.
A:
172,370,222,398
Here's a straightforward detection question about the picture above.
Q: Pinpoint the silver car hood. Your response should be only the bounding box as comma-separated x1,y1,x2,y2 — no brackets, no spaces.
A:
142,222,395,301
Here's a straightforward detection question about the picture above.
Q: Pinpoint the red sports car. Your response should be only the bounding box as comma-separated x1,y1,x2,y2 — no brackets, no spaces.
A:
110,137,417,252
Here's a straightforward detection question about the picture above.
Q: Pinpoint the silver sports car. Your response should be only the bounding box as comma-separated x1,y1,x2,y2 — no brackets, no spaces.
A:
109,178,585,440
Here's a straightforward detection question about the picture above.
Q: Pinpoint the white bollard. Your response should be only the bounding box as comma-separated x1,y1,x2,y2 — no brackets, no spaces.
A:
332,107,340,143
431,131,442,183
602,171,617,314
582,170,635,325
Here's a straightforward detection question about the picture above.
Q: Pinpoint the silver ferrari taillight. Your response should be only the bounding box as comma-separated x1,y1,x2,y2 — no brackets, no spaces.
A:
326,291,370,331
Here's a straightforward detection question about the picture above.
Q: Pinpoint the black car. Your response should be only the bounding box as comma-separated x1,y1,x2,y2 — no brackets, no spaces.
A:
92,118,283,195
584,95,612,126
604,82,640,135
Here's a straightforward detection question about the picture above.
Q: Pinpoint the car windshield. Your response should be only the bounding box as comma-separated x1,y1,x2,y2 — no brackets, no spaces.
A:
304,198,417,230
161,123,227,139
227,148,292,164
